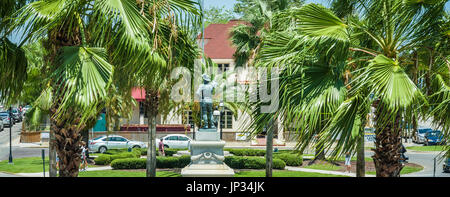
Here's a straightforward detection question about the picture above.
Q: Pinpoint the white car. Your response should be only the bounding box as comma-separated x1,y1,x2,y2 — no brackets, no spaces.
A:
89,135,147,153
156,134,192,149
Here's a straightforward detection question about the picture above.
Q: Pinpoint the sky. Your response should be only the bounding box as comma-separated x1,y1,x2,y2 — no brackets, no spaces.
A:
204,0,330,9
204,0,449,12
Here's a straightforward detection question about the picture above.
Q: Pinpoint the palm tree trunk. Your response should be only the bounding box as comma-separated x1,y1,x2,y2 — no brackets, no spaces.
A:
356,131,365,177
49,122,57,177
372,101,403,177
50,107,84,177
266,117,274,177
145,88,159,177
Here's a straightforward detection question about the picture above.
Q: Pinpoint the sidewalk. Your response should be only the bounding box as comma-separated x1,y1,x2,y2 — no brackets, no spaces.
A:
13,166,113,177
285,166,376,177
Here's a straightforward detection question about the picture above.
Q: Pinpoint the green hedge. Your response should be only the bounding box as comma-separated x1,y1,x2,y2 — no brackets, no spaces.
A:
111,155,191,169
224,156,285,169
94,149,141,165
224,149,266,156
139,148,184,157
273,153,303,166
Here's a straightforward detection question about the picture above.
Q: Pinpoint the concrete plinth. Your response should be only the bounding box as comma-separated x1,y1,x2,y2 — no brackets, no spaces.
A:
181,164,235,177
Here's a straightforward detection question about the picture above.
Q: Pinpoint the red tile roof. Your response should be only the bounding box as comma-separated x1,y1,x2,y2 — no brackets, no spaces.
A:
198,20,245,59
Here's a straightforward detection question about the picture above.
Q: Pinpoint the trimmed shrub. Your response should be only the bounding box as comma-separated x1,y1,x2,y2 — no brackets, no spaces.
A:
139,148,184,156
111,158,146,169
94,149,141,165
224,156,285,170
110,155,192,169
94,154,112,165
224,149,266,156
274,153,303,166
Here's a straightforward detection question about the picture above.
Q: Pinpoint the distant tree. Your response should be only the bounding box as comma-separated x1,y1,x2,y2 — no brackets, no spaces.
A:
203,6,235,27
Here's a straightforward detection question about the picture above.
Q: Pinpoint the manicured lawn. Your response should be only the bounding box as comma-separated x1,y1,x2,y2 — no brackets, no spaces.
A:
303,163,342,171
0,157,49,173
366,165,424,175
0,157,100,173
78,170,181,177
234,170,349,177
406,146,445,152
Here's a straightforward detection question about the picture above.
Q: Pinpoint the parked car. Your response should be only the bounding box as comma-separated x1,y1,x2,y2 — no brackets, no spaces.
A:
424,130,444,146
89,135,147,153
10,108,22,122
443,157,450,173
413,128,432,144
0,112,13,127
156,134,192,149
0,117,3,131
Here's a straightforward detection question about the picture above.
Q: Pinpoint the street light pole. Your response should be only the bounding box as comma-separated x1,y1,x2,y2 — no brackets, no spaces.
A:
8,106,13,164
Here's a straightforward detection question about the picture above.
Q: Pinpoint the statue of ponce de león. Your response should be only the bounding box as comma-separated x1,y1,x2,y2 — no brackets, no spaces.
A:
196,74,218,129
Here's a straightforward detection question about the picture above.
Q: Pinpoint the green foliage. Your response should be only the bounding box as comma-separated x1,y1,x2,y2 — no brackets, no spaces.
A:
203,6,235,27
273,153,303,166
224,149,266,156
94,148,141,165
110,155,191,169
224,156,285,169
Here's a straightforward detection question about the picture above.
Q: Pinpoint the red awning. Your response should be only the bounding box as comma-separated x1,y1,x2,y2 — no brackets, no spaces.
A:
131,88,145,102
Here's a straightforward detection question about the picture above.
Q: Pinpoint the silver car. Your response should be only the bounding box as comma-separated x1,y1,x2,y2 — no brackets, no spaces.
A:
0,113,12,127
89,135,147,153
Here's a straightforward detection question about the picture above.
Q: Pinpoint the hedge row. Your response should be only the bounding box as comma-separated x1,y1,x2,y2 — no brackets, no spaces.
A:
139,148,184,157
224,149,266,156
273,153,303,166
224,156,285,170
94,149,141,165
111,155,191,169
110,155,287,170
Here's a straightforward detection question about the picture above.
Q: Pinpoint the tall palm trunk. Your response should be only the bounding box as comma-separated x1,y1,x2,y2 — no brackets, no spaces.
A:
356,128,365,177
372,101,403,177
266,117,275,177
50,106,84,177
145,88,159,177
49,124,57,177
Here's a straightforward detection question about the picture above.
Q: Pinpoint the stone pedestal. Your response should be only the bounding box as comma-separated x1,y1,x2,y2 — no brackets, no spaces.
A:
181,128,235,177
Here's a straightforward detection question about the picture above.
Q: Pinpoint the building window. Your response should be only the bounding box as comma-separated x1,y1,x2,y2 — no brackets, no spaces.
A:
217,63,230,73
139,102,147,118
183,110,194,128
220,108,233,129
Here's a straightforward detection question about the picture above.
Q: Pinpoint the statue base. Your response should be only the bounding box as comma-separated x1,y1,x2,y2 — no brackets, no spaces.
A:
181,164,235,177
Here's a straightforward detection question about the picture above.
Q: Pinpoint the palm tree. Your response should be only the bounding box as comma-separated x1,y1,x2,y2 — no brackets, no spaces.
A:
304,1,447,177
231,0,305,177
247,0,448,177
6,0,169,177
115,1,201,177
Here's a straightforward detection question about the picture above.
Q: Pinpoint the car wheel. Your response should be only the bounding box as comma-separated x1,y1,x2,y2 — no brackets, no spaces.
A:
164,145,169,149
132,145,141,149
99,146,107,154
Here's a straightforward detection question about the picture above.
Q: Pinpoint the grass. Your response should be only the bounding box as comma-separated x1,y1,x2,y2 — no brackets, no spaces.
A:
366,165,424,175
303,163,342,171
234,170,349,177
406,145,445,152
0,157,49,173
0,157,101,173
78,170,181,177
